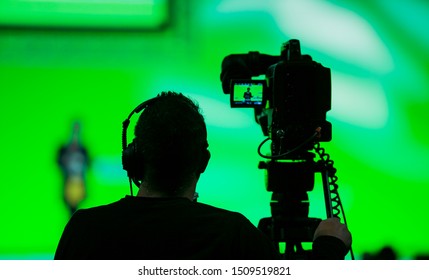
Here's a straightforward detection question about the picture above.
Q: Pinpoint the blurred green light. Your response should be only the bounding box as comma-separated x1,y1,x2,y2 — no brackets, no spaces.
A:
191,94,255,129
0,0,169,29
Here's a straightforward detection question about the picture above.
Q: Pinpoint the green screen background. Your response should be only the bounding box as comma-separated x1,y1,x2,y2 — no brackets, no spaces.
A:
1,0,428,259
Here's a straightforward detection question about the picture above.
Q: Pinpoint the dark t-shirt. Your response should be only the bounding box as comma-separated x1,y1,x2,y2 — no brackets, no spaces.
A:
54,196,280,260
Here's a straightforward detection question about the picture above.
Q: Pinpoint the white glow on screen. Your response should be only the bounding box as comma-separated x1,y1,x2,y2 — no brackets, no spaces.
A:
330,71,388,129
218,0,394,74
276,0,394,74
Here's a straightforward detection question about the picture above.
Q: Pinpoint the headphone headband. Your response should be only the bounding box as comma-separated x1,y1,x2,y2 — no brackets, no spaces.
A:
122,97,159,152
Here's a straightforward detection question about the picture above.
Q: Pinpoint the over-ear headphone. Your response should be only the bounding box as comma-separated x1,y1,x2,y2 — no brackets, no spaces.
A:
122,97,160,193
121,96,210,196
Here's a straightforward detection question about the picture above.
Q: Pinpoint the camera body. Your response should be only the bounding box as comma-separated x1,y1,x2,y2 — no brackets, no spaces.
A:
220,40,346,259
222,39,332,156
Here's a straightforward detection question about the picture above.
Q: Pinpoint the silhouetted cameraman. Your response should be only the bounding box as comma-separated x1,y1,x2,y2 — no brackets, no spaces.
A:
55,91,350,260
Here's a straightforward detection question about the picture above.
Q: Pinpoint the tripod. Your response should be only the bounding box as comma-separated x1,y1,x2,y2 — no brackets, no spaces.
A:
257,146,345,259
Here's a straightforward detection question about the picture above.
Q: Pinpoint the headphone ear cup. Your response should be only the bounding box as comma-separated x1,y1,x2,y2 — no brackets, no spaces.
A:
122,140,144,181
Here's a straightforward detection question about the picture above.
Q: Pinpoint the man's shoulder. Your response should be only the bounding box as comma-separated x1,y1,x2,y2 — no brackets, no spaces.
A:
192,202,253,225
71,197,249,226
194,201,244,216
70,198,125,220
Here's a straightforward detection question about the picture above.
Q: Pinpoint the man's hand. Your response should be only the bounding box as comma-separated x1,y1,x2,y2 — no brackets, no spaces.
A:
314,218,352,249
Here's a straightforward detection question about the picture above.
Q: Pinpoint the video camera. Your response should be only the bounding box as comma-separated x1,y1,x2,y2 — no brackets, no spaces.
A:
221,39,347,259
221,39,332,156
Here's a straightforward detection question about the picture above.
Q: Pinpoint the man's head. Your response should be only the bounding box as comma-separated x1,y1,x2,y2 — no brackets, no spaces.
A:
132,91,210,196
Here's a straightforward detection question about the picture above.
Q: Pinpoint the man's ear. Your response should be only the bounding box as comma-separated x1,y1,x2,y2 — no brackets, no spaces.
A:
198,149,211,174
